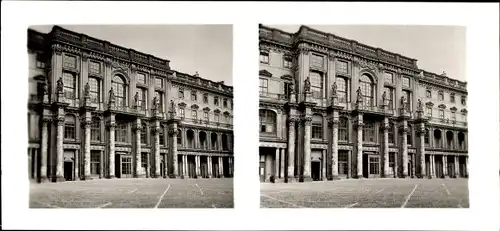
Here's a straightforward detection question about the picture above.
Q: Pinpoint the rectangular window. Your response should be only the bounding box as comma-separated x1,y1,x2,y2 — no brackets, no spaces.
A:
91,119,100,141
402,77,410,88
155,91,163,111
64,117,76,139
137,73,146,85
141,153,147,169
159,127,165,146
388,123,394,144
438,92,444,101
389,154,395,174
260,52,269,64
225,115,230,123
155,78,163,88
259,110,276,135
312,124,322,139
180,108,185,118
338,151,348,175
121,156,132,175
310,71,323,99
192,110,197,119
89,61,101,75
403,90,411,111
259,78,268,95
450,94,455,103
338,118,348,141
63,55,77,69
115,122,128,143
336,60,348,74
191,91,197,101
439,110,445,119
310,54,324,68
426,90,432,98
140,124,147,144
426,107,432,117
384,72,394,84
137,88,147,109
336,77,347,103
223,98,228,108
451,112,456,121
283,57,292,68
215,114,219,122
63,72,76,99
204,111,209,120
362,121,375,142
203,94,209,104
90,151,100,175
214,96,219,106
461,96,466,105
89,77,100,103
178,89,184,99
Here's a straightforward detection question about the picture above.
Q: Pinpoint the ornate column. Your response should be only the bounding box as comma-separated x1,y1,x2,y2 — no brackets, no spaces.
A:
322,149,327,181
355,114,364,178
82,115,92,180
107,115,116,179
286,117,296,182
40,117,51,182
443,155,448,178
382,118,390,177
219,156,224,178
54,114,65,182
152,120,161,178
133,118,142,178
331,118,340,179
303,116,312,181
399,121,409,178
195,155,200,178
99,150,104,179
416,123,426,178
168,127,179,178
280,148,285,179
274,148,280,181
347,150,352,178
454,155,460,178
430,154,436,178
207,156,212,178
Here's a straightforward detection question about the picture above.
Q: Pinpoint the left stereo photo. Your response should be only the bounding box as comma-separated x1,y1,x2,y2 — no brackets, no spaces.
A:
27,24,234,208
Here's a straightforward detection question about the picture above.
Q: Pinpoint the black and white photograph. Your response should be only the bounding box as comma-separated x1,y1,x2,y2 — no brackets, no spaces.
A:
27,24,234,208
258,24,470,208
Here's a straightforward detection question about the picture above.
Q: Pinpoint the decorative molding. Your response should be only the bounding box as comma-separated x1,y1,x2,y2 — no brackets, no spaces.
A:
450,106,457,112
214,109,221,114
438,104,447,109
203,107,211,112
460,108,468,113
259,69,273,77
178,102,187,108
191,104,199,110
280,74,293,81
425,101,434,107
54,116,65,126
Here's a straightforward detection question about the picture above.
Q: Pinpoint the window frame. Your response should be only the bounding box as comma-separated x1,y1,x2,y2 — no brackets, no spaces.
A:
260,52,269,64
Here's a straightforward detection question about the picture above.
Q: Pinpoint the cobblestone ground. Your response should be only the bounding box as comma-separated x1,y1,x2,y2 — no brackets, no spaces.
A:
30,178,233,208
260,178,469,208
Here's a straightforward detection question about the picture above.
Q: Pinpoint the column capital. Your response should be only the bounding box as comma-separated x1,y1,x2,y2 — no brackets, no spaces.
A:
353,121,364,129
398,125,409,134
168,129,179,135
54,116,65,126
81,120,92,129
301,116,312,125
287,116,299,125
416,127,426,135
132,123,143,132
51,44,62,55
106,121,116,129
297,43,310,55
380,124,391,132
151,126,160,135
42,117,52,125
328,117,340,127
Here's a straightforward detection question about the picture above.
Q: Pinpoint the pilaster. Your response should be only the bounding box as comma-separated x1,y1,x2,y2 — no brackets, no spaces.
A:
39,117,51,183
53,105,66,182
381,117,390,178
133,118,143,178
286,116,297,182
354,113,364,178
106,114,116,179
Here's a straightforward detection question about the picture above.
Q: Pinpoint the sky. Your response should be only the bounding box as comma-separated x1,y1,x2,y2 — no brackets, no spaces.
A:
267,25,466,82
30,25,234,85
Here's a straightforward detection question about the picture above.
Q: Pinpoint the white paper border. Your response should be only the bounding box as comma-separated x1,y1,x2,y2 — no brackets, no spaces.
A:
1,2,499,231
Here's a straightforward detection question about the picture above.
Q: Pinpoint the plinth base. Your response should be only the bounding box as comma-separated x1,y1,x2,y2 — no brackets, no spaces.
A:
285,177,297,183
54,176,65,182
38,176,50,183
331,176,341,180
107,175,116,179
301,177,313,182
83,175,93,181
274,178,285,183
169,175,179,179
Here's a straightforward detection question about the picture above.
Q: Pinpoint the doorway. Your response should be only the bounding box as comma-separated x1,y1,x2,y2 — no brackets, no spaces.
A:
64,161,73,181
363,154,380,178
311,161,321,181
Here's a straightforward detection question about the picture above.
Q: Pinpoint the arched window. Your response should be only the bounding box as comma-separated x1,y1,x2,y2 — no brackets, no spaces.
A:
434,130,442,148
259,109,276,135
140,122,147,144
177,129,182,145
198,131,206,149
311,114,323,139
211,133,218,150
89,77,100,103
458,132,465,149
91,117,101,141
336,77,347,103
188,130,195,149
222,134,228,150
112,75,126,107
64,115,76,139
191,91,197,101
63,72,76,99
359,74,374,107
338,117,348,141
159,125,165,146
446,131,454,149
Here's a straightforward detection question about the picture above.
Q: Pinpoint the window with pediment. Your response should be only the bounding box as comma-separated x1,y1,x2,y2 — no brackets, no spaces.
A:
112,75,126,107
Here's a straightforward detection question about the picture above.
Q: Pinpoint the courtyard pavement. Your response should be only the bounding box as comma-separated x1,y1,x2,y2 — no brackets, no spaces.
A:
30,178,233,208
260,178,469,208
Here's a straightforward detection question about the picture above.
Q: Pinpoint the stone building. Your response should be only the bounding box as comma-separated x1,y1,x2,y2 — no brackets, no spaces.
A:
27,26,234,183
258,25,468,182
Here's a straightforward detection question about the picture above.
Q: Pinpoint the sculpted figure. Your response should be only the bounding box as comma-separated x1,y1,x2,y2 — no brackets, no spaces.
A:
304,76,311,93
400,96,406,108
56,77,64,93
84,82,91,97
332,82,337,96
417,99,423,111
134,92,140,105
356,87,362,102
109,87,115,102
288,82,295,94
170,100,176,115
152,96,158,110
382,91,387,102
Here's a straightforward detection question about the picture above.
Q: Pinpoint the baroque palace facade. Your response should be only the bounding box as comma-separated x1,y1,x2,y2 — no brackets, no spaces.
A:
28,26,234,183
258,25,468,182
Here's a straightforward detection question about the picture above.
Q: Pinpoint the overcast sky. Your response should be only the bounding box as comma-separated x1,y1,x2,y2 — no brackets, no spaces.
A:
30,25,233,85
268,25,466,82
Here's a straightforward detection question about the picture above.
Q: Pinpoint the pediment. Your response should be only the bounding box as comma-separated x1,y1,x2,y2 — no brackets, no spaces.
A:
425,102,434,107
223,111,230,116
280,74,293,81
214,109,221,114
450,106,457,112
178,102,187,108
191,104,199,109
460,108,468,113
438,104,446,109
259,69,272,77
203,107,211,112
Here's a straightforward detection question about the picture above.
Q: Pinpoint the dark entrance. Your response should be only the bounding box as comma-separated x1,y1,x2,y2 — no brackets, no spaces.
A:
311,161,321,181
363,154,380,178
435,156,443,178
223,157,230,177
64,161,73,181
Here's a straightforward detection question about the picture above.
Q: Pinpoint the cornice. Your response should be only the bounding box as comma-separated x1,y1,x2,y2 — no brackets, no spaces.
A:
417,76,467,94
171,80,233,98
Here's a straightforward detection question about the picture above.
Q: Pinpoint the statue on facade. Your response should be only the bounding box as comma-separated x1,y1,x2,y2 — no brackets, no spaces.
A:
288,82,295,94
109,87,115,102
382,91,387,104
356,87,362,103
134,92,140,106
417,99,423,111
84,82,91,97
331,82,337,96
56,77,64,93
42,80,49,95
304,76,311,93
400,96,406,109
170,100,176,116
